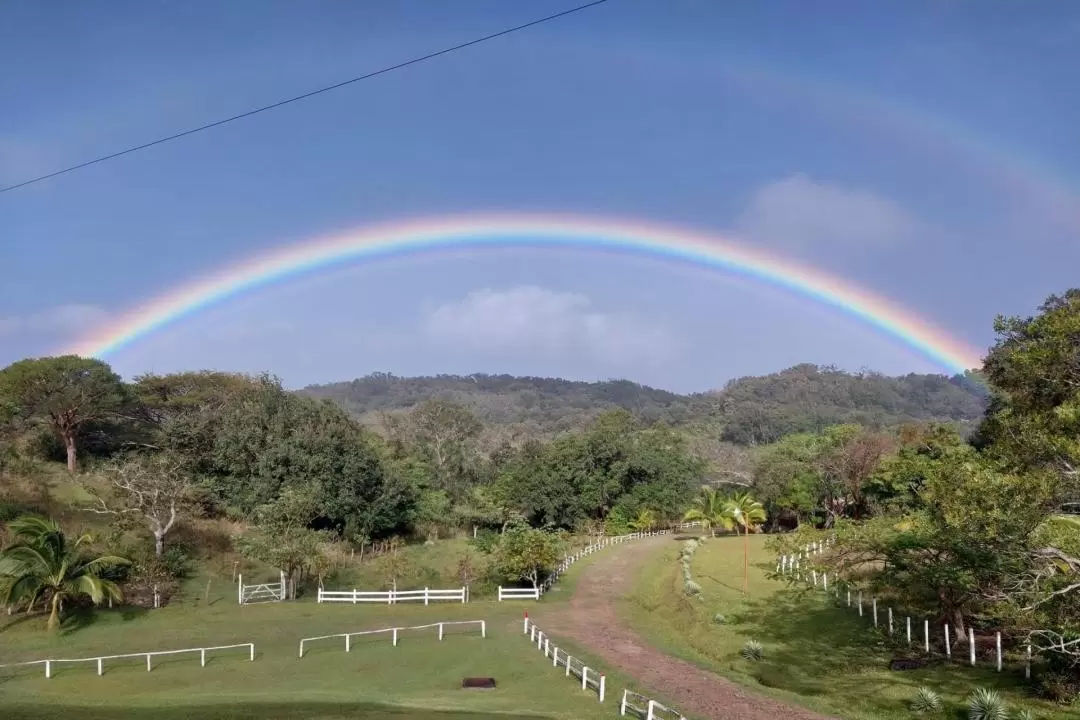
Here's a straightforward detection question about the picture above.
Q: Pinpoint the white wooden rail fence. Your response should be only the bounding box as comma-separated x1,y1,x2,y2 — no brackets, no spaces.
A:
523,614,606,703
317,587,467,604
0,643,255,679
518,529,671,600
298,619,486,658
620,689,688,720
776,537,1028,677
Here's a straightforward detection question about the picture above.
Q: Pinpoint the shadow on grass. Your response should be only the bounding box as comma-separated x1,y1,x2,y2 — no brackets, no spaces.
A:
6,701,544,720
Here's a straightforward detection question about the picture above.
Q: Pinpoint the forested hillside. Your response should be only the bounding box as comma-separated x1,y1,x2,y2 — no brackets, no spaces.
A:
299,364,989,442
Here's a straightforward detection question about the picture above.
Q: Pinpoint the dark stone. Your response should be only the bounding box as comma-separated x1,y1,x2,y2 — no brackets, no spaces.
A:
462,677,497,689
889,658,927,671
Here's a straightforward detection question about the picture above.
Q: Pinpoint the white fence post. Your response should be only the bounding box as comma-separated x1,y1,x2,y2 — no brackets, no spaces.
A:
565,654,571,677
888,607,893,635
237,574,242,605
544,637,550,657
969,632,976,666
906,616,912,646
945,624,952,659
45,660,50,679
872,598,878,627
823,572,828,591
858,592,863,616
393,628,398,647
439,623,444,641
924,620,930,653
200,649,206,667
996,631,1002,671
621,689,628,715
249,643,254,662
582,665,589,691
98,657,104,675
553,647,559,667
523,613,529,634
346,633,351,652
1026,642,1032,679
847,589,851,607
599,673,606,703
481,620,486,638
146,653,152,672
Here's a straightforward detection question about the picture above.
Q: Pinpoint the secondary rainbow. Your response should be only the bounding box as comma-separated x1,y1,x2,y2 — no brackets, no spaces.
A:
67,213,983,373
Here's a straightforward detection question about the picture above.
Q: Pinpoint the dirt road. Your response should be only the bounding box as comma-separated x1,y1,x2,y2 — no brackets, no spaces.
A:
541,537,835,720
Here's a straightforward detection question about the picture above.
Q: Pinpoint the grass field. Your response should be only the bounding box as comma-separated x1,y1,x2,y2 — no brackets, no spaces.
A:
622,533,1079,720
0,544,625,720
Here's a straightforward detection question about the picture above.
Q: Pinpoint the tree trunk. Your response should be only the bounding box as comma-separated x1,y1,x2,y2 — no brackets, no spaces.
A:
154,531,165,558
742,526,749,595
48,595,62,632
951,607,968,642
64,433,77,473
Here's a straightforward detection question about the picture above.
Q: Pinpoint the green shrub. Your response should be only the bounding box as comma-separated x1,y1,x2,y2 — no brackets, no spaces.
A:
740,639,764,661
712,613,726,625
1015,709,1035,720
469,529,500,554
968,688,1007,720
910,687,942,714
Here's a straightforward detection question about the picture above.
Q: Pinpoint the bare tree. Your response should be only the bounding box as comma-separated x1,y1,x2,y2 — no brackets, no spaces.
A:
85,454,193,557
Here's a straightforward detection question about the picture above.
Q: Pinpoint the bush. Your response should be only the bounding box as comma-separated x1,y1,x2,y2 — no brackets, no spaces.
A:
968,688,1007,720
469,528,500,554
740,640,764,661
910,687,942,714
1033,671,1080,703
683,580,701,596
1015,709,1035,720
712,613,726,625
161,545,192,579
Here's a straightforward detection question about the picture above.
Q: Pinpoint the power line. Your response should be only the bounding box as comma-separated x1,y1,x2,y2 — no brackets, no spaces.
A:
0,0,612,195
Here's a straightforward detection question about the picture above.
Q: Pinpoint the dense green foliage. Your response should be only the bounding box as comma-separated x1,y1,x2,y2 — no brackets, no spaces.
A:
300,365,987,441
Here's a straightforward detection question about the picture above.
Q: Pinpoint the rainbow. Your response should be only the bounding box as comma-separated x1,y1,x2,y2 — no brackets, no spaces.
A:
66,213,983,372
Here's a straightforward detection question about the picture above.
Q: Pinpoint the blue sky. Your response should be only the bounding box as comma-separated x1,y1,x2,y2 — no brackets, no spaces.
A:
1,0,1078,392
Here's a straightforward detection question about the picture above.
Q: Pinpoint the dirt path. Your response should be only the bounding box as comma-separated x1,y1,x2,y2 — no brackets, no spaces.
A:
541,537,835,720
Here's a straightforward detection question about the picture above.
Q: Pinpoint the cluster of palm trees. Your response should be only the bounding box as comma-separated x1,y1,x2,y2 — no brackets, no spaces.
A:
682,488,766,594
0,515,127,632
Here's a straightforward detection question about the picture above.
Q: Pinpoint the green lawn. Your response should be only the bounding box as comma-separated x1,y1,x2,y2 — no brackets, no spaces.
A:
622,533,1078,720
0,575,621,719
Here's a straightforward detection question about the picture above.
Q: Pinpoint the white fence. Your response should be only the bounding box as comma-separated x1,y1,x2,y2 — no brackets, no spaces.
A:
523,615,605,703
498,586,541,601
317,587,467,605
238,572,285,604
776,538,1029,677
536,529,670,596
298,619,486,658
620,689,688,720
0,643,255,679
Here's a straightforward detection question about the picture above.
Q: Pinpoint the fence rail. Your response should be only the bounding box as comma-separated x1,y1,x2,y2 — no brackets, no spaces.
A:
498,586,541,601
238,572,285,604
0,643,255,679
298,619,486,658
317,587,467,604
523,615,605,703
619,689,689,720
540,530,670,595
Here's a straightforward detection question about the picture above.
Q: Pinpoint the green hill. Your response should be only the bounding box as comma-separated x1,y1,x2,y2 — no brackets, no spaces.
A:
298,364,988,442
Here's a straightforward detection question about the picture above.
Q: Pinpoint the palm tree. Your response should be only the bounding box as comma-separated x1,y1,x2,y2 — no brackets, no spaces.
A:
628,508,657,533
683,486,726,536
719,492,767,595
0,515,128,632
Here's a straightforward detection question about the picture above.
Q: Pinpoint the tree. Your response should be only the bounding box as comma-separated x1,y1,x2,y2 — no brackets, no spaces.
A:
820,429,897,520
85,453,194,557
683,487,727,536
628,507,657,532
374,538,414,592
494,526,562,591
979,289,1080,500
233,488,325,599
406,400,483,501
721,492,767,594
0,356,128,472
0,515,128,631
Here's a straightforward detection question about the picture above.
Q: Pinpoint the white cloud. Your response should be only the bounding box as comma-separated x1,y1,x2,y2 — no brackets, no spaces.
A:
0,304,110,338
422,286,677,365
738,174,916,250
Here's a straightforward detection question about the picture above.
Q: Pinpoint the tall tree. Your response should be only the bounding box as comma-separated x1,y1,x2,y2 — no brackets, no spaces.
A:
0,356,128,472
0,515,128,631
405,399,483,501
85,453,194,557
979,289,1080,500
721,492,767,594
